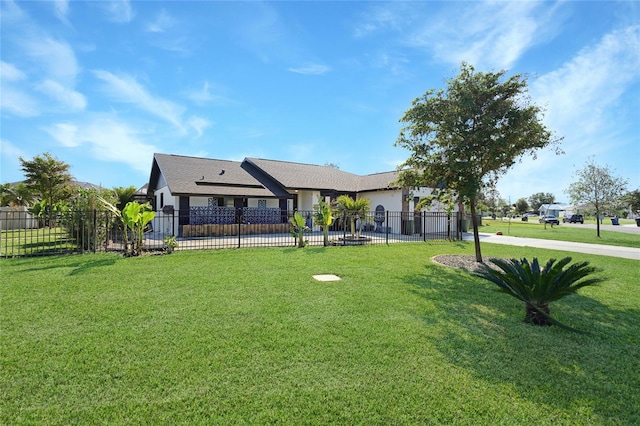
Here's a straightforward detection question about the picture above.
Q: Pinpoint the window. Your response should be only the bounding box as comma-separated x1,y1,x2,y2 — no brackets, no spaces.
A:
258,199,267,208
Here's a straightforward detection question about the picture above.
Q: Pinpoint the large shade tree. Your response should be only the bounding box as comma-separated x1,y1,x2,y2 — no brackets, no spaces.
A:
395,62,562,262
566,159,628,237
621,189,640,217
528,192,556,212
20,152,74,224
515,197,529,215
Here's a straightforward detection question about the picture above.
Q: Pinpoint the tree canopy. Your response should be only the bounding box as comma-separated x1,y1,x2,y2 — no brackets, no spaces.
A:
515,198,529,214
395,62,562,262
566,159,628,237
20,152,74,209
528,192,556,211
0,182,35,209
621,189,640,216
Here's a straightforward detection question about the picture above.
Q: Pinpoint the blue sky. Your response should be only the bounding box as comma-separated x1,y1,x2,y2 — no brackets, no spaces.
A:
1,0,638,203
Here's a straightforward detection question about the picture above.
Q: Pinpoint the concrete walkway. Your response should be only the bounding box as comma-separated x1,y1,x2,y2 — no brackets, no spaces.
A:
463,232,640,260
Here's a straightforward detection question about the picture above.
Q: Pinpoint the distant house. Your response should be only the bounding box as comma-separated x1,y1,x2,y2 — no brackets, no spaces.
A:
0,206,38,231
538,203,567,218
146,153,452,236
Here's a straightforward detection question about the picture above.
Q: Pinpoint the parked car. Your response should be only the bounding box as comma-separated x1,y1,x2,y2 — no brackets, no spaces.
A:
539,215,560,225
562,214,584,224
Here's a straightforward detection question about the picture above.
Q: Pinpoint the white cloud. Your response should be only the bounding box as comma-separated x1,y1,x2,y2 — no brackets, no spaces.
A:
185,81,235,106
531,25,640,138
288,63,331,75
187,116,212,138
355,1,561,70
497,25,640,200
21,36,80,86
0,139,27,183
102,0,134,24
0,87,39,117
53,0,70,25
0,138,27,160
0,61,26,81
146,9,175,33
353,3,405,38
46,117,157,174
0,0,26,24
93,70,185,130
36,80,87,111
45,122,80,147
412,1,548,69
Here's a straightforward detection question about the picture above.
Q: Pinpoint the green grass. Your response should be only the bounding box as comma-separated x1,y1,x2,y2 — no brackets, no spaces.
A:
2,243,639,424
1,227,76,256
480,219,640,248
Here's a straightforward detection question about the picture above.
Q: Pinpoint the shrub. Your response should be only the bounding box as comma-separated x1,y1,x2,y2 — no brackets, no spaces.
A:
474,257,606,331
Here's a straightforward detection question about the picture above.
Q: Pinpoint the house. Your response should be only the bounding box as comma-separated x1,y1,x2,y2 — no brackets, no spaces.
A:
146,153,453,236
0,206,38,231
538,203,567,218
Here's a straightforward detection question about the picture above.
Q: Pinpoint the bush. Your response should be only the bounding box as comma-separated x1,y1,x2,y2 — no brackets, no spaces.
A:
474,257,606,331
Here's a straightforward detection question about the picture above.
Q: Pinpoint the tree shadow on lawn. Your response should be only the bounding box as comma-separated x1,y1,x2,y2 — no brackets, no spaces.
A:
9,255,118,276
402,264,640,423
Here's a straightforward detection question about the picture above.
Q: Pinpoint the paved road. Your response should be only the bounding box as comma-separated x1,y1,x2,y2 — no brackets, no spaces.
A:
463,231,640,260
572,223,640,235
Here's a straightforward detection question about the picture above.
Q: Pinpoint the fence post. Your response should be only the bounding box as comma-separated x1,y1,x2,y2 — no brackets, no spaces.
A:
342,212,346,244
385,211,389,245
237,210,242,249
92,209,97,253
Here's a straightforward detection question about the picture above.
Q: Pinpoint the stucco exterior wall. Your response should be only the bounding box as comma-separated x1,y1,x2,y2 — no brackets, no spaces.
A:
151,178,178,235
297,190,320,212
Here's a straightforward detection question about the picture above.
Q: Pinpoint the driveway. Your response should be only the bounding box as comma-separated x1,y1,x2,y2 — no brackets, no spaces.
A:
463,232,640,260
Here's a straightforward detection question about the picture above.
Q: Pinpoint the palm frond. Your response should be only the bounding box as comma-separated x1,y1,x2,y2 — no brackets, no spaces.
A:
474,256,606,331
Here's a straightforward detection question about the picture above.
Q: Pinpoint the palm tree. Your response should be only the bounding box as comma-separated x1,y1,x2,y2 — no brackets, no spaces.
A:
113,186,138,211
0,183,36,209
289,211,307,248
335,195,371,237
313,196,333,246
475,257,605,331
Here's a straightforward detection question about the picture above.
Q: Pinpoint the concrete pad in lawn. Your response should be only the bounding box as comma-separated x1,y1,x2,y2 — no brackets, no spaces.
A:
312,274,341,282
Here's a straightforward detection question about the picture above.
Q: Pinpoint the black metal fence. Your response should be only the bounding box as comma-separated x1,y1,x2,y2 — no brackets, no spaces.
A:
0,209,463,258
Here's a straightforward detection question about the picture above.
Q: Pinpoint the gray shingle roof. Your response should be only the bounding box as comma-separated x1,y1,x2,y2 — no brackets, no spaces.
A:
358,170,400,192
151,153,280,197
245,158,361,192
149,153,402,197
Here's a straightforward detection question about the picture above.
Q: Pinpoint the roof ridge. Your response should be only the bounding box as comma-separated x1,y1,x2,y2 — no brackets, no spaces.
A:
155,153,242,164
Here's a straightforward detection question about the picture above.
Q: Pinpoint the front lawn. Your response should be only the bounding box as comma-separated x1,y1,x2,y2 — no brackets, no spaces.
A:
1,227,76,256
479,219,640,248
2,243,638,424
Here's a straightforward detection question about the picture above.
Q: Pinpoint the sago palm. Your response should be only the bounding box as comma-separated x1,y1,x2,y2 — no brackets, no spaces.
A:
474,257,605,330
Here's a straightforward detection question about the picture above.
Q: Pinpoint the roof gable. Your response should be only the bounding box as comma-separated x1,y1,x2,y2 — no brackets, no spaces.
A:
149,153,283,197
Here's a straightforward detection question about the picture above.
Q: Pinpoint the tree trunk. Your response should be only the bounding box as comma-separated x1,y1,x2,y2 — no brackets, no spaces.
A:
525,303,551,326
323,227,329,247
469,199,482,263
